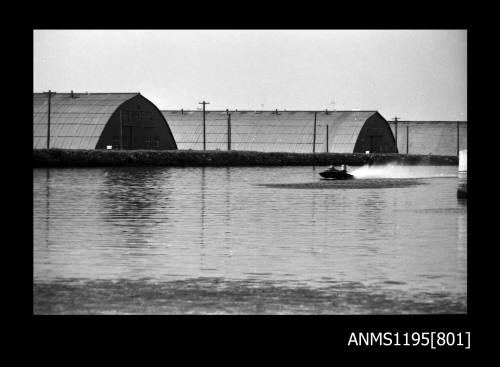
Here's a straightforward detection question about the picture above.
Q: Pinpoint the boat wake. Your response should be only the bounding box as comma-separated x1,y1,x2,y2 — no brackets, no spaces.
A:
350,164,456,179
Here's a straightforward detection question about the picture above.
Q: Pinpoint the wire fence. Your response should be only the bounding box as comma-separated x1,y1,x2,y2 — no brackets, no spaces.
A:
390,123,467,156
34,104,467,156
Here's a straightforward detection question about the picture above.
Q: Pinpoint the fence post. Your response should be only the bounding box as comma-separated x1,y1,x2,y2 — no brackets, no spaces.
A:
406,124,409,154
120,109,123,150
326,124,329,153
47,90,51,149
227,113,231,151
313,111,317,153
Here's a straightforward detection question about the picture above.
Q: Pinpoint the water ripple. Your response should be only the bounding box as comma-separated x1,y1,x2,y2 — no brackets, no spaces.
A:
34,166,466,314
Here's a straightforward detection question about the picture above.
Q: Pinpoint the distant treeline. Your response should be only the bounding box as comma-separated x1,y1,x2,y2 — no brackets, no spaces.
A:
33,149,458,167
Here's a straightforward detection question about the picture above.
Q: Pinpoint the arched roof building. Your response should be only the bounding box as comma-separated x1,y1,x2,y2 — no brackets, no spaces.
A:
33,92,177,150
162,110,397,153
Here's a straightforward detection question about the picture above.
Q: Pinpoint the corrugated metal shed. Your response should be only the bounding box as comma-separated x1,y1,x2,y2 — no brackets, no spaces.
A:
162,110,379,153
33,92,139,149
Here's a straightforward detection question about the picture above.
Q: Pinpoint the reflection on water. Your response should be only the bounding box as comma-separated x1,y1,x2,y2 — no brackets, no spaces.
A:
33,166,467,314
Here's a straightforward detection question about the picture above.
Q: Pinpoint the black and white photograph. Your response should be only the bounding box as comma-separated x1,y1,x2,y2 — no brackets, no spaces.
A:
32,29,467,319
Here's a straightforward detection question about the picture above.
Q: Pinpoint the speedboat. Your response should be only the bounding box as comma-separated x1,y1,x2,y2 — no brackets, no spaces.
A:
319,164,354,180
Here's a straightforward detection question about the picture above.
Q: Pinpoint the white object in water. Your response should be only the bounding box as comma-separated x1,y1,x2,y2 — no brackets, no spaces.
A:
365,150,370,154
459,149,467,172
106,145,113,150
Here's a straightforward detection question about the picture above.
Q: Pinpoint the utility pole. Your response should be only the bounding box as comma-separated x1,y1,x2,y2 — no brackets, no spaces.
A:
457,121,460,157
313,111,317,153
199,101,210,150
227,113,231,151
46,90,54,149
393,116,400,149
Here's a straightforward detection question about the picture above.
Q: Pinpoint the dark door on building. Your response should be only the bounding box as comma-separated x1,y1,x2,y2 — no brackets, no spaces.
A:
123,126,133,149
369,136,382,152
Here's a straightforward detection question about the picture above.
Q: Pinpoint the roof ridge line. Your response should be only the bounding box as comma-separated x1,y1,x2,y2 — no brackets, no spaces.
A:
33,92,141,95
161,109,378,113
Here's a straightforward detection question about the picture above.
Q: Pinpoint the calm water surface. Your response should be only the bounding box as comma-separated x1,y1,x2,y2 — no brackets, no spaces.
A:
33,166,467,314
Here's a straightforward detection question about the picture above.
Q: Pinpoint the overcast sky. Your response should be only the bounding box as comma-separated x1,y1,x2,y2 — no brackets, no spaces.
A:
33,30,467,121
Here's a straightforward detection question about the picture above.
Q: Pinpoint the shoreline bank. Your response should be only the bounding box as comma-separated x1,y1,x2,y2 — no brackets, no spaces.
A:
33,278,466,314
33,149,458,168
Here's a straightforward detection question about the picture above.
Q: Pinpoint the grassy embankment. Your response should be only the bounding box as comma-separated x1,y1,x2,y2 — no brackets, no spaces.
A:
33,149,458,167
